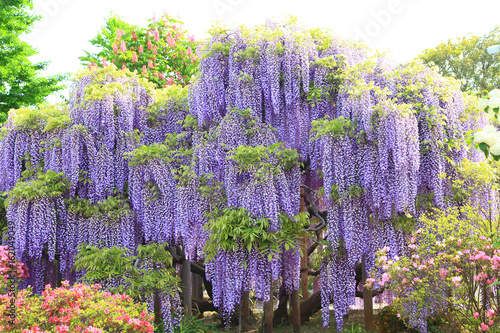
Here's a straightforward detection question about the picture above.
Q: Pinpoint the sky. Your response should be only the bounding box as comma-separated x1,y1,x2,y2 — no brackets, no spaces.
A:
23,0,500,100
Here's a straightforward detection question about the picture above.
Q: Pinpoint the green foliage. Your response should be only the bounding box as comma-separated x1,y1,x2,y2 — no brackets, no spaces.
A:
0,0,66,121
0,104,70,135
419,27,500,92
227,143,300,181
329,184,366,204
79,13,199,88
6,170,69,207
126,132,192,166
66,193,133,221
74,243,180,301
72,65,155,105
0,283,155,332
171,315,217,333
147,84,189,123
203,207,307,263
307,55,347,107
375,305,418,333
310,115,355,141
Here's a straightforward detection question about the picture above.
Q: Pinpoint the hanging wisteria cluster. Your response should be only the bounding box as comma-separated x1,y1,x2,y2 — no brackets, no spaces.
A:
0,66,186,330
197,108,302,321
190,21,494,330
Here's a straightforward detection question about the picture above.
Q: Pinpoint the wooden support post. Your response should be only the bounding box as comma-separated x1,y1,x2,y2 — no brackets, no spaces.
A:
263,285,273,333
300,189,309,300
362,256,375,332
192,273,204,317
182,260,192,317
241,291,251,332
300,237,309,299
290,289,301,332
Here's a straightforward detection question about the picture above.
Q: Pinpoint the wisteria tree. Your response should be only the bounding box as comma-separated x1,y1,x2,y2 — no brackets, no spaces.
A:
0,19,497,333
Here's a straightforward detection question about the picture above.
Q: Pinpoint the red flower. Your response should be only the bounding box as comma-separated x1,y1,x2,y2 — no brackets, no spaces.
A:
122,63,127,70
147,40,152,50
139,45,144,54
148,59,154,68
142,65,147,75
132,30,137,41
132,52,138,63
120,40,127,52
112,44,118,53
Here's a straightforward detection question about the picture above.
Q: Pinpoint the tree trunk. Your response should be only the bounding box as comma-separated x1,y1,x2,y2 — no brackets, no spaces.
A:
241,291,251,331
182,260,192,317
273,288,288,325
290,289,301,332
362,257,375,332
263,285,274,333
299,291,322,324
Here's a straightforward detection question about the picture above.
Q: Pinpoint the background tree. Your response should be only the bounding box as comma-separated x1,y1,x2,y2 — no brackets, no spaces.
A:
0,0,66,122
419,27,500,93
79,12,199,88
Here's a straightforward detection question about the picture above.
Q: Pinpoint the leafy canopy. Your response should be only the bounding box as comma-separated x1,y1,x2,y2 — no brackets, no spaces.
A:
419,27,500,93
0,0,66,121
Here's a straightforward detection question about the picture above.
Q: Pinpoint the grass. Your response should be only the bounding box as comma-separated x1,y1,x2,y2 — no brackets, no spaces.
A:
187,309,369,333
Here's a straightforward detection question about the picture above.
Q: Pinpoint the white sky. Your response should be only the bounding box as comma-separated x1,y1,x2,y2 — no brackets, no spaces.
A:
23,0,500,100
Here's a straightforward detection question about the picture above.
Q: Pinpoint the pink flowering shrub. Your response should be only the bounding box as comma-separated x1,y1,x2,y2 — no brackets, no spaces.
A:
0,245,28,294
0,282,155,333
80,12,199,88
368,207,500,333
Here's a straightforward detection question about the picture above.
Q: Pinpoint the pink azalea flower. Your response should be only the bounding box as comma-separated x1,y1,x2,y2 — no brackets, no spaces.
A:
474,312,480,319
451,276,462,287
481,322,489,331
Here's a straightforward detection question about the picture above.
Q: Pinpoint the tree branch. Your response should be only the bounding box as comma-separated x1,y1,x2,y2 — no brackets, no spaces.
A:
301,185,327,232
